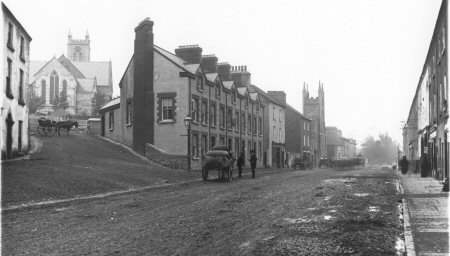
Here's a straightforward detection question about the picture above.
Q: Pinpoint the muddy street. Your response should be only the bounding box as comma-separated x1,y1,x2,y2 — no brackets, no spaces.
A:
3,166,402,255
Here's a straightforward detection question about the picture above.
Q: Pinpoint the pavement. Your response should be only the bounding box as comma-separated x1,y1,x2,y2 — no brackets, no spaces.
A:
398,171,449,256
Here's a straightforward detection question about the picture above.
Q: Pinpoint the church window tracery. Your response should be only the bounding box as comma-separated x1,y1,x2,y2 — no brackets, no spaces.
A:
50,71,59,104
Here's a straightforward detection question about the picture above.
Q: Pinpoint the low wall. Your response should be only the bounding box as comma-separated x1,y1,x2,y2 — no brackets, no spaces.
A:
144,143,188,170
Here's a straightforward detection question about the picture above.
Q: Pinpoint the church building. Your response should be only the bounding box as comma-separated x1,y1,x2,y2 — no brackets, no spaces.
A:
29,32,113,115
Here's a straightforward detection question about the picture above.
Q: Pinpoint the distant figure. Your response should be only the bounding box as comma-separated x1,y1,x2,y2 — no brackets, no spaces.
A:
249,150,257,178
400,156,409,174
420,153,430,177
237,152,245,178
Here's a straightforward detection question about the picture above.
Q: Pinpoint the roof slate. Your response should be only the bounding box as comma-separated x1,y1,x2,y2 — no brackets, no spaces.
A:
72,61,112,86
100,97,120,111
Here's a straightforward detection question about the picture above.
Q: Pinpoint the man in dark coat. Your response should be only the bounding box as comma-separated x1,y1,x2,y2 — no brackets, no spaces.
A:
249,150,257,178
400,156,409,174
237,152,244,178
421,153,430,177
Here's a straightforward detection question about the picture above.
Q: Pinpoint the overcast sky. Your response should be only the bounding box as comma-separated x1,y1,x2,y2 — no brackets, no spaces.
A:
5,0,443,144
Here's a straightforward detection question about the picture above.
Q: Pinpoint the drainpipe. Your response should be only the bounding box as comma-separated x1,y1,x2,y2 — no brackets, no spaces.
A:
225,92,228,146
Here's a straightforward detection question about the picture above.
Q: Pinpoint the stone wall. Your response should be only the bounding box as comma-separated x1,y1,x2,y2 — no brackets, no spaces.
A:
144,143,188,170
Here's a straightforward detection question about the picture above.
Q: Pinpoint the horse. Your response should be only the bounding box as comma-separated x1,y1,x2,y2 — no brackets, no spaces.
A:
56,120,79,136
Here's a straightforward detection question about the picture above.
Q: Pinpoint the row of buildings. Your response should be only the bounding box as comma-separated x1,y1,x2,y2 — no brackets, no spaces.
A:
402,0,448,181
325,126,357,158
1,2,32,159
97,18,328,170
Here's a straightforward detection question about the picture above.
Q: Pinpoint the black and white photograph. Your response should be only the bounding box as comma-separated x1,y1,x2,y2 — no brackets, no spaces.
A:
1,0,448,255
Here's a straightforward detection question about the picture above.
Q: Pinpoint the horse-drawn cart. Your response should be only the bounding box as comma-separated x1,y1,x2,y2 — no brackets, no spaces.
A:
202,145,235,182
37,118,57,136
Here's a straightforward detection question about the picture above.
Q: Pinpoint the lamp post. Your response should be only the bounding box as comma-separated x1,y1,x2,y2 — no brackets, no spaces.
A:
184,116,192,171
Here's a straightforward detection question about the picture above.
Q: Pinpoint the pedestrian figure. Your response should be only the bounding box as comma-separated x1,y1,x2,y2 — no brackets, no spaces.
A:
249,150,257,178
400,156,408,174
237,152,244,178
420,153,430,178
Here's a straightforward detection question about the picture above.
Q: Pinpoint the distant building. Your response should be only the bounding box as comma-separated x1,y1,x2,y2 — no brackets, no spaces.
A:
1,2,32,159
403,0,448,181
326,127,343,158
303,83,326,164
284,102,312,167
100,18,265,170
29,32,113,116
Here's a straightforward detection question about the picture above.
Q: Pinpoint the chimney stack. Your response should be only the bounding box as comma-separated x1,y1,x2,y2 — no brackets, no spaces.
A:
175,45,202,64
201,54,218,73
133,17,155,154
218,62,231,80
267,91,286,105
231,65,251,87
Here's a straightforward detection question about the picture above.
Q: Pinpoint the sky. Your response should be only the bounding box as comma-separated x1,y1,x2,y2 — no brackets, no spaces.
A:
4,0,443,145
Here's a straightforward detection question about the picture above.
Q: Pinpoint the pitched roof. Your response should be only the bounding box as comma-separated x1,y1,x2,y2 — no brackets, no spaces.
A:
222,81,235,91
205,73,219,83
286,103,311,121
30,61,48,76
72,61,112,86
153,45,196,75
237,87,248,97
249,92,259,102
247,84,282,106
58,55,85,79
100,97,120,111
77,78,96,93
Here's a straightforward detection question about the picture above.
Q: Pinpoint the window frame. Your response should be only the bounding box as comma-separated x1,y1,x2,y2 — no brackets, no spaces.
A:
20,36,25,62
109,111,114,130
7,22,14,52
126,99,133,125
210,103,217,127
201,100,208,125
18,69,24,105
6,58,13,99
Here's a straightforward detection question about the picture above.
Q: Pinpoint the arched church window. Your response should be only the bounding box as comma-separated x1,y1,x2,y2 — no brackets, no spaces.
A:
62,80,68,99
50,71,59,104
41,80,46,103
79,53,83,61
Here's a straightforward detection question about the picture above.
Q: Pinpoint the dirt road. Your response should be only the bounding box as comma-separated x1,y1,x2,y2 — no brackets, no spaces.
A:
3,166,402,255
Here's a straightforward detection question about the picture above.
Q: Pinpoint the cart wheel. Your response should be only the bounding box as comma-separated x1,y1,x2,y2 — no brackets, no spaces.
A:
37,126,47,136
46,127,56,136
202,167,208,181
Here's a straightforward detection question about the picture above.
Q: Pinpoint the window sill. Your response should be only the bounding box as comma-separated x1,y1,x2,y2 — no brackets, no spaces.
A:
197,88,205,93
109,128,114,131
20,55,26,63
219,126,225,130
126,123,132,127
159,120,175,124
216,95,221,99
232,102,237,105
6,92,14,100
192,121,199,125
192,157,200,160
201,123,208,127
7,43,15,52
18,99,25,106
210,124,217,128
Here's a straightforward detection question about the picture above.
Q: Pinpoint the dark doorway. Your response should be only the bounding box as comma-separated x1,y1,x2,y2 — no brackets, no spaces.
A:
101,115,105,136
6,113,14,159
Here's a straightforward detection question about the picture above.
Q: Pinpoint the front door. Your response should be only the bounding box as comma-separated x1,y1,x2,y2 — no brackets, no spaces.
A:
101,115,105,136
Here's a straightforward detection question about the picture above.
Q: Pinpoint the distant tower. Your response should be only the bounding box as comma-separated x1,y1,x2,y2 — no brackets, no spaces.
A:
302,81,326,165
67,30,90,62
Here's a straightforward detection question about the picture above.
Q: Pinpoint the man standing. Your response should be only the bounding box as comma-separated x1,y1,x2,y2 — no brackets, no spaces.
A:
249,150,257,178
400,156,409,174
237,152,244,178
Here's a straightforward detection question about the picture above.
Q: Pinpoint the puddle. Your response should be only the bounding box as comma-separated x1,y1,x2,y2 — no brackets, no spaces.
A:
263,236,275,241
54,207,68,212
239,242,251,248
354,193,369,197
324,196,331,201
368,206,380,212
283,217,310,223
324,178,357,184
395,236,405,255
306,207,317,211
328,210,337,213
324,215,334,220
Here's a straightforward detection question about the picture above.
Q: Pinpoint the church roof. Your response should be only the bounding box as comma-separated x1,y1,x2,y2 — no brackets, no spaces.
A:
77,78,96,93
72,61,112,86
58,55,85,79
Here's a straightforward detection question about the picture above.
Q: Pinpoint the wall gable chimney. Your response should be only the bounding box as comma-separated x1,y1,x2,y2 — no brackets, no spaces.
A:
133,17,155,154
175,45,202,64
217,62,231,81
201,54,218,73
231,65,251,87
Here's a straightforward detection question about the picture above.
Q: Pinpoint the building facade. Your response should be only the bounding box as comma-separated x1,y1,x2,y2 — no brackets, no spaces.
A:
1,3,32,159
29,33,113,116
100,18,265,170
403,0,448,181
326,126,343,158
303,83,326,165
285,102,312,167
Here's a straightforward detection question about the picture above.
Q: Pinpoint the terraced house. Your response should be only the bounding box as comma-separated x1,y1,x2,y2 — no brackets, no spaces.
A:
100,18,265,170
1,3,32,159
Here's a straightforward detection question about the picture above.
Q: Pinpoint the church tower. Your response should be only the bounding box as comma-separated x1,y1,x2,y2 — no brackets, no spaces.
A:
67,31,90,62
302,81,326,165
